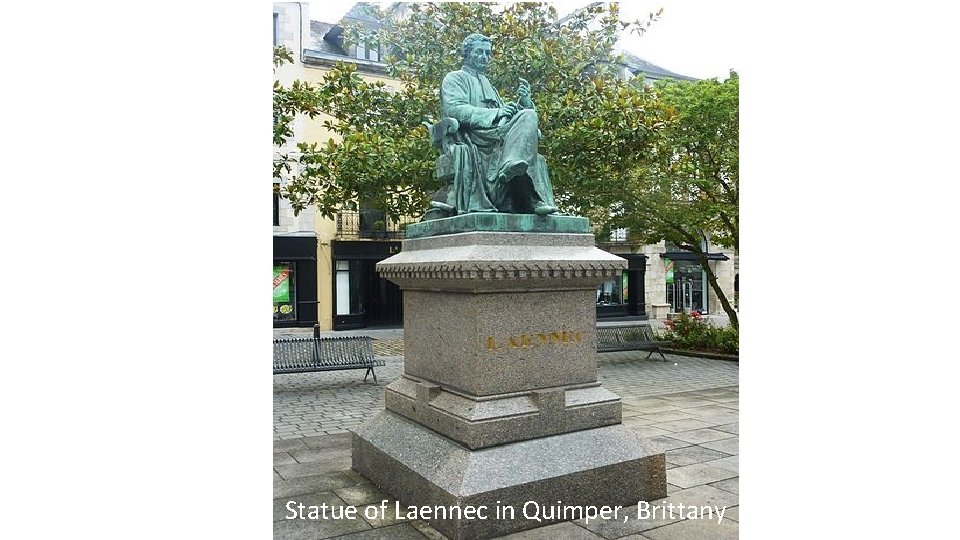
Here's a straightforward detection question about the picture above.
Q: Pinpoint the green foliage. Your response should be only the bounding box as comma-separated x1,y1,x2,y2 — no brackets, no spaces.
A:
280,2,665,220
610,72,740,328
661,313,738,355
288,60,437,219
273,5,740,330
612,72,738,248
273,45,333,210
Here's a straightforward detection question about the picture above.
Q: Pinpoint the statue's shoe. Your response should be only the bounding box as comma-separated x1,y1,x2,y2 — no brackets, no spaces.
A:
534,203,558,215
430,201,455,211
500,160,529,180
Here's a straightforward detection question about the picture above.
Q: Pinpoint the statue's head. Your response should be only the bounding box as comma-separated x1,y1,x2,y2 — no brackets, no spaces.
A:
462,33,493,72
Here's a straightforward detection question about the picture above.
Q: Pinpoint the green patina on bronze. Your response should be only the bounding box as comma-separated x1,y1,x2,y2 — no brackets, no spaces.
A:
424,32,562,222
405,214,590,239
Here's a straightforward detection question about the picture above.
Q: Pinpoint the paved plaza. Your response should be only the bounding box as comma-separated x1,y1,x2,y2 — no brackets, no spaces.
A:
274,331,739,539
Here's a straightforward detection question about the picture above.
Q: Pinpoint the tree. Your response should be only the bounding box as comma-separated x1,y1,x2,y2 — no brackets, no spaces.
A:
279,2,665,221
273,46,328,207
274,4,739,328
611,72,739,329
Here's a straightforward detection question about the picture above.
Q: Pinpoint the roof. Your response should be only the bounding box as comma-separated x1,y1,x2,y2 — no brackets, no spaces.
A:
307,3,391,65
308,3,696,81
341,2,387,26
307,9,388,74
619,51,698,82
309,20,346,56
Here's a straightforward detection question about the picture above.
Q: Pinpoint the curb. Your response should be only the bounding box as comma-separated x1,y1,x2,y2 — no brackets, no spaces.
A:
663,348,739,362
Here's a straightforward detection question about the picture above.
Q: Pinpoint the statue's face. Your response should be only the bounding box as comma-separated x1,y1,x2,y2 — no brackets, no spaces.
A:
465,41,492,72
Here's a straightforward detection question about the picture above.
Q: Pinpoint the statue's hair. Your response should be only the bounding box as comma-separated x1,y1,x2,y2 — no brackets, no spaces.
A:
461,33,492,59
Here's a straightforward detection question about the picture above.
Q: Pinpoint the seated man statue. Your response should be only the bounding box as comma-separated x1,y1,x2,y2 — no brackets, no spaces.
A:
425,33,559,219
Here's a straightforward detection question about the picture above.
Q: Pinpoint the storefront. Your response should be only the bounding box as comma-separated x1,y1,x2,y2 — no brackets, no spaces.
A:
332,240,403,330
596,253,647,320
273,235,318,328
661,250,729,315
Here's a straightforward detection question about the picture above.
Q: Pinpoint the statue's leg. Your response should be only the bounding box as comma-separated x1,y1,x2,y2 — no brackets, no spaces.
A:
508,177,536,214
508,156,558,216
453,145,498,213
498,110,557,215
421,184,456,221
528,154,558,214
498,110,539,181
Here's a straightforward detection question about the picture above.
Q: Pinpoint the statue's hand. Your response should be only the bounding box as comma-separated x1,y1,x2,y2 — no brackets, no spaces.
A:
517,78,531,99
497,101,520,121
517,78,533,108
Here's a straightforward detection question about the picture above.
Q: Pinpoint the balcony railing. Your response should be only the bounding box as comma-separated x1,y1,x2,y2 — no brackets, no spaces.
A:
336,210,419,240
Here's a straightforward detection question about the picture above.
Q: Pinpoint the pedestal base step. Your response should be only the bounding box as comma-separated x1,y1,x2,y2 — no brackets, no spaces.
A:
352,411,667,539
386,376,622,449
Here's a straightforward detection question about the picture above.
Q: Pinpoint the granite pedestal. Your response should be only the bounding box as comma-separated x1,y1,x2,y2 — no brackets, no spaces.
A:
352,215,667,539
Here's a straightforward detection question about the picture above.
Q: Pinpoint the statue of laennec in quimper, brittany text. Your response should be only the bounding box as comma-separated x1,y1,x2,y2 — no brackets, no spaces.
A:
424,33,560,220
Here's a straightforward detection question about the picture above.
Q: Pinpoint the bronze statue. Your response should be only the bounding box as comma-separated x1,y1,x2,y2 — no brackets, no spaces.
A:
424,33,559,220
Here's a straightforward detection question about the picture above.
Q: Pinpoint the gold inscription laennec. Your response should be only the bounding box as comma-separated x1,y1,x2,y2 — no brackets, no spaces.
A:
485,330,585,351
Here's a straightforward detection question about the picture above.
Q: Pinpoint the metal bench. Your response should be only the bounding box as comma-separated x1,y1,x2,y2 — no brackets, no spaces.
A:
273,336,384,382
596,324,672,362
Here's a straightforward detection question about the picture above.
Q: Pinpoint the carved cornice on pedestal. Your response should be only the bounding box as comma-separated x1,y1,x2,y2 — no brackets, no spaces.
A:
377,231,627,291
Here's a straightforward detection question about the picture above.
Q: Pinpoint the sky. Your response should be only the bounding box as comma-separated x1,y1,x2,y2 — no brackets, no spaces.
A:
307,1,741,80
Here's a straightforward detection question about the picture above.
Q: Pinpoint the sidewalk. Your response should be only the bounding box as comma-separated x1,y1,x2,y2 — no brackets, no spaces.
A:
273,331,739,539
274,352,737,440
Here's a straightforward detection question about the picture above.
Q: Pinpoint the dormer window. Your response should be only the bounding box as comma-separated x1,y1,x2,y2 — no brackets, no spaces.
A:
357,42,379,62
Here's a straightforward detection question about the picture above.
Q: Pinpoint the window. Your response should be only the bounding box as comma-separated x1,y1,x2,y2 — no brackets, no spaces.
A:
336,260,351,315
273,183,280,226
335,260,363,315
273,13,279,47
273,263,297,321
596,272,628,307
356,42,380,62
664,236,711,314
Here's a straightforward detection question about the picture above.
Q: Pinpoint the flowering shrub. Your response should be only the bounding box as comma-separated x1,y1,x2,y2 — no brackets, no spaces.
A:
660,312,738,355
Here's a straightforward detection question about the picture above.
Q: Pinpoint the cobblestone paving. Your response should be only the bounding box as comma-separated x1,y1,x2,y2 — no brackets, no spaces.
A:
598,353,738,398
273,327,739,537
273,351,737,440
273,357,403,440
274,384,740,539
372,339,404,357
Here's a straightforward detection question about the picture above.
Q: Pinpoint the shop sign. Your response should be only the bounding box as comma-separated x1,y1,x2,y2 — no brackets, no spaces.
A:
273,265,291,303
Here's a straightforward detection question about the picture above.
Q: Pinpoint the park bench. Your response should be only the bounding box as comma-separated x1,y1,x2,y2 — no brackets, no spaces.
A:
273,335,384,383
596,324,672,362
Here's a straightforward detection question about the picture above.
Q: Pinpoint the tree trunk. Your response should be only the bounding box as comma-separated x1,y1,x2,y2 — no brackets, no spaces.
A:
695,252,738,331
662,223,739,331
